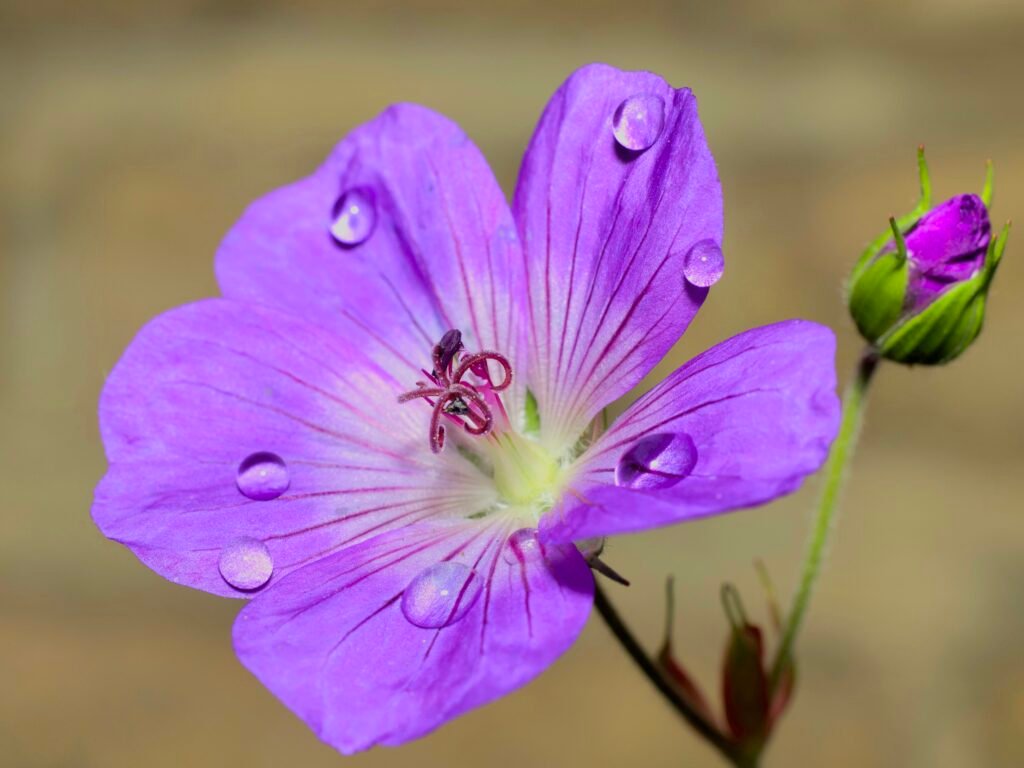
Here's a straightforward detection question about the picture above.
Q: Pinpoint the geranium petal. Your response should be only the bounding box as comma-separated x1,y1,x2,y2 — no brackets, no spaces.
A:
896,194,991,308
513,63,722,449
233,520,593,753
542,321,839,541
93,300,495,597
215,103,525,408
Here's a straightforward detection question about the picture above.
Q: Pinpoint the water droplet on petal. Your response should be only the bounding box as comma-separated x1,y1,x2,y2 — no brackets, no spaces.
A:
236,452,290,501
612,94,666,152
219,538,273,590
503,528,543,564
615,432,698,491
401,562,482,629
330,189,376,246
683,239,725,288
496,222,518,244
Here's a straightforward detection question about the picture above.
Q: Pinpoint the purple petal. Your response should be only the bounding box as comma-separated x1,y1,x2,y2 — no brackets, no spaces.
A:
884,194,991,309
93,300,496,597
542,321,839,541
513,63,722,447
233,521,593,753
215,103,525,407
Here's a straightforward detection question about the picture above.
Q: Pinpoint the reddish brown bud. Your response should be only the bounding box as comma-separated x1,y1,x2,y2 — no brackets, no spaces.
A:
656,578,717,726
721,585,770,750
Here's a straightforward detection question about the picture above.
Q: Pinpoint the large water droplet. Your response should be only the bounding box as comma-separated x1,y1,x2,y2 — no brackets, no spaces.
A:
330,189,375,246
236,452,290,501
615,432,698,491
503,528,543,565
683,239,725,288
612,94,666,152
401,562,482,629
219,538,273,590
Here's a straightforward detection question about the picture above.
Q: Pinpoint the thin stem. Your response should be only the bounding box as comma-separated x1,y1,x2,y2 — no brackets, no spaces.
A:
768,349,880,691
593,583,743,765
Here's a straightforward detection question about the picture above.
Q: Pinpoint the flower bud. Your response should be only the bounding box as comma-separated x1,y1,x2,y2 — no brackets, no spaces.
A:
720,585,770,751
655,574,796,762
655,577,718,727
847,149,1010,365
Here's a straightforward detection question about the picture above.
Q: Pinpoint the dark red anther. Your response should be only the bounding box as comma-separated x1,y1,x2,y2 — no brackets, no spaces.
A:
436,329,464,374
398,330,512,454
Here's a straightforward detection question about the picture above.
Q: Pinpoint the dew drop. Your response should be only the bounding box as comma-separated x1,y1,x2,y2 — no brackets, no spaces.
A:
236,452,290,501
612,94,666,152
401,562,482,629
496,222,518,244
218,537,273,590
615,432,698,491
503,528,543,565
329,188,376,246
683,239,725,288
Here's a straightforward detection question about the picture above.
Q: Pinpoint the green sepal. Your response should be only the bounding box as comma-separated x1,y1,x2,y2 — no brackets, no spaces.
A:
848,146,932,288
983,219,1011,286
981,159,994,208
848,250,909,343
848,216,910,343
876,279,983,364
523,388,540,435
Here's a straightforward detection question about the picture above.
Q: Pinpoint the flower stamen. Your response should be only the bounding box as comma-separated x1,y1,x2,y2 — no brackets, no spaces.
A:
398,329,514,454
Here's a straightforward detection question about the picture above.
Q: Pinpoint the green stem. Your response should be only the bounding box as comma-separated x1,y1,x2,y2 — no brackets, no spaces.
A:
768,349,880,691
593,583,744,766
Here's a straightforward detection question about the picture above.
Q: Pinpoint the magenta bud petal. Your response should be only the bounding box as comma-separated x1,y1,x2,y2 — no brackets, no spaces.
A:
903,194,990,309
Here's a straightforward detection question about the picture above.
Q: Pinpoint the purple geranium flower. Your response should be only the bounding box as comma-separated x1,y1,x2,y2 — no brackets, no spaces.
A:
93,63,840,753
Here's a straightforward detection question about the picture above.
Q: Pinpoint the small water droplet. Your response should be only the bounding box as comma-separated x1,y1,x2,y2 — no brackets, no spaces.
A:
329,189,376,246
615,432,698,491
219,538,273,590
612,94,666,152
401,562,482,628
683,239,725,288
496,222,518,244
236,452,290,501
503,529,542,564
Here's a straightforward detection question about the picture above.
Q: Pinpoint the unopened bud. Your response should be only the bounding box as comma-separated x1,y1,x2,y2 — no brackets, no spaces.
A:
847,149,1009,365
720,585,770,751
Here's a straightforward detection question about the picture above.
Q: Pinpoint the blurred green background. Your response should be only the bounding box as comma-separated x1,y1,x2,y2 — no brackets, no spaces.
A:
2,1,1022,766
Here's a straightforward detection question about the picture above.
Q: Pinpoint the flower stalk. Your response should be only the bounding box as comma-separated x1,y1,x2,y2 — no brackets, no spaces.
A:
768,349,879,693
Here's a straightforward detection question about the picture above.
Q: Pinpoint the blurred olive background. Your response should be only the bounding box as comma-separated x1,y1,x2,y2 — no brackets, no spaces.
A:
2,1,1023,766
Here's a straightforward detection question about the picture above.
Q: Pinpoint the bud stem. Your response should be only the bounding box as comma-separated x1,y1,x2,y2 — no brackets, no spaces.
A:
768,349,880,694
593,583,746,765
